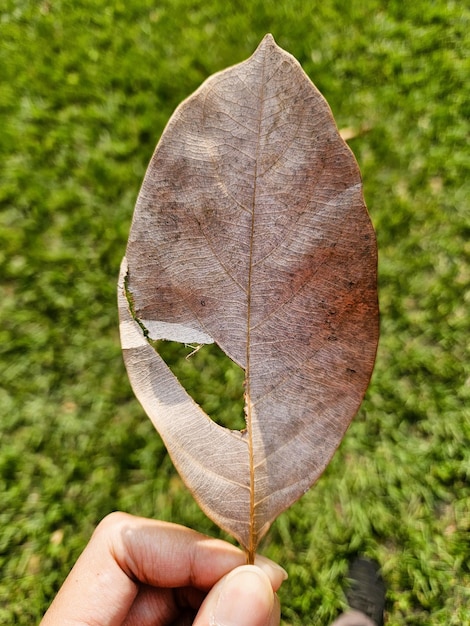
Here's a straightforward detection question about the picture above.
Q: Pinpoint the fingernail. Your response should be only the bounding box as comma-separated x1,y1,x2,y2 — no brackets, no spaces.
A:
255,555,288,583
211,566,274,626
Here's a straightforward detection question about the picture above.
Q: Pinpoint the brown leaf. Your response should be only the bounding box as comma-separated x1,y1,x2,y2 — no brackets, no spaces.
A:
118,34,379,561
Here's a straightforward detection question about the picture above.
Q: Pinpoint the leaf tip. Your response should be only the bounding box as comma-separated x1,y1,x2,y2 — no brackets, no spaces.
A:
258,33,277,50
262,33,276,43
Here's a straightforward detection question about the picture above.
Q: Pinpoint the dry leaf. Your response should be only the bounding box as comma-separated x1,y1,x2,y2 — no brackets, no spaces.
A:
118,34,379,562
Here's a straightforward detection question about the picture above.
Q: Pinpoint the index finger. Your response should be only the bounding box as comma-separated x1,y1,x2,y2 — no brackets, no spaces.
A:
111,512,247,589
41,512,285,626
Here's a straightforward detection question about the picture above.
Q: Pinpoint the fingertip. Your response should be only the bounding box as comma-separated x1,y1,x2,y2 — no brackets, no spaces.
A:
254,555,288,590
210,565,276,626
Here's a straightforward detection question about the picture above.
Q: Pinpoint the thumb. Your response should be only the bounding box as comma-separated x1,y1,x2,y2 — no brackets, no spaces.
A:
194,565,280,626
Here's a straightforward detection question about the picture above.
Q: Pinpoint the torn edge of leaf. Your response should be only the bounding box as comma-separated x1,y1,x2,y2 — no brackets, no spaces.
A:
143,319,213,344
119,257,214,348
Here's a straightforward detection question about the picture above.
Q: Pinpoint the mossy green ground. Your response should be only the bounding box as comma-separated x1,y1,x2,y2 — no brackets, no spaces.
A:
1,1,468,623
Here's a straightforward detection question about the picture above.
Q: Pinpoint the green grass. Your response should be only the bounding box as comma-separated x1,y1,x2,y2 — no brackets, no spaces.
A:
1,0,469,623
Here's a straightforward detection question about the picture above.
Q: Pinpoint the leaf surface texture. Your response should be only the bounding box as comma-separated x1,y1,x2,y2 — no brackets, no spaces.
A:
119,34,379,558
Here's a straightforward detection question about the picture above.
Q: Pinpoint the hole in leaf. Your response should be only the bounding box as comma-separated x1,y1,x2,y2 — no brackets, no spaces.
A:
154,340,246,431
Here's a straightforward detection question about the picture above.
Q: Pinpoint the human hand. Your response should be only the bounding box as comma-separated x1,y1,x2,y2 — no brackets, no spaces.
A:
40,512,287,625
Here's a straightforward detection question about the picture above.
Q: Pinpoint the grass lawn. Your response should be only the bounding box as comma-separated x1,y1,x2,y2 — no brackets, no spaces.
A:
1,1,469,623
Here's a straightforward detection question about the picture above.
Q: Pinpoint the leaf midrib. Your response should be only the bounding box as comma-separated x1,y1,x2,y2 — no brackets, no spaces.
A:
245,40,270,564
